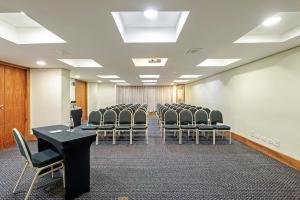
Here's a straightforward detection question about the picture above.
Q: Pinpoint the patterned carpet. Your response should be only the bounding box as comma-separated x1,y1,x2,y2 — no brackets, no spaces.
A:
0,116,300,199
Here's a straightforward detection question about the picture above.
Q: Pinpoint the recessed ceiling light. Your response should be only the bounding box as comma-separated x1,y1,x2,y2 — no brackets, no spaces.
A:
143,9,158,19
143,83,156,86
110,80,126,83
132,58,168,67
118,83,131,85
142,80,157,83
97,75,120,79
0,12,66,44
179,75,202,78
97,80,102,83
262,16,281,27
36,60,46,66
74,75,80,79
139,75,160,78
173,80,189,83
197,59,241,67
58,59,102,68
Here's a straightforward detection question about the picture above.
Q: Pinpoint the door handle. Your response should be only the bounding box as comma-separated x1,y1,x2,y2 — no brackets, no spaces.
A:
0,105,3,110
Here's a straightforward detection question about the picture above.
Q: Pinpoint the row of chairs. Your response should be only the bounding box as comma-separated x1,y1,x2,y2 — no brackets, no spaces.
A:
84,104,148,145
157,104,231,144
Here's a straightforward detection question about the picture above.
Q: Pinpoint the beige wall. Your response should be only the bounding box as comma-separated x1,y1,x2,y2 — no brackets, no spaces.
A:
97,83,116,108
30,68,70,128
186,47,300,160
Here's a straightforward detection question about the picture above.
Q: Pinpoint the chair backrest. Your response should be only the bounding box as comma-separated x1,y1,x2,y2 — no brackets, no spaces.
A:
210,110,223,125
12,128,33,166
134,110,147,125
164,110,178,125
161,107,168,120
119,110,132,125
103,110,117,125
113,108,120,119
189,107,198,115
88,111,101,125
203,108,211,116
99,108,106,115
179,109,193,125
195,109,209,125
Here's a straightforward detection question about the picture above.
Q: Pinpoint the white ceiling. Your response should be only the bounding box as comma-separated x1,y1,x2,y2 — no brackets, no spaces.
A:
0,0,300,85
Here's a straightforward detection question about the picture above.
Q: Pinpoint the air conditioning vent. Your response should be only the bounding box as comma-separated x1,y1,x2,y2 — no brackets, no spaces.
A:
186,48,202,55
148,58,161,63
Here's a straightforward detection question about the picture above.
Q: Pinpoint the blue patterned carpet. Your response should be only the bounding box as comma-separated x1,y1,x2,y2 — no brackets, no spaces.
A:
0,116,300,199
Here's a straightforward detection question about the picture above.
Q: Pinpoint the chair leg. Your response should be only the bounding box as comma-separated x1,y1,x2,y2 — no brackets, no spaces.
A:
163,128,166,144
13,162,28,193
196,130,199,144
96,132,99,145
51,166,54,178
213,130,216,145
179,130,182,145
25,170,40,200
113,130,116,145
229,131,232,144
146,129,149,145
62,165,66,188
130,130,133,145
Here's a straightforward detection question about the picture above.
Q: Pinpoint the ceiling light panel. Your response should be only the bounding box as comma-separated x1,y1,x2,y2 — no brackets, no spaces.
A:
58,59,102,68
142,80,157,83
235,12,300,43
0,12,66,44
139,75,160,78
173,80,189,83
179,75,202,78
132,58,168,67
110,80,126,83
111,11,189,43
36,60,46,66
97,75,120,79
143,83,156,85
197,59,241,67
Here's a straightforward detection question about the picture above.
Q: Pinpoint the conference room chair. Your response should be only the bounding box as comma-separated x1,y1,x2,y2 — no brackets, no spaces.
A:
87,111,102,125
132,110,148,144
99,108,106,118
160,107,168,136
97,109,117,145
12,128,65,200
195,110,215,144
179,109,197,144
189,107,198,122
163,110,181,144
116,109,133,144
210,110,232,144
203,108,211,117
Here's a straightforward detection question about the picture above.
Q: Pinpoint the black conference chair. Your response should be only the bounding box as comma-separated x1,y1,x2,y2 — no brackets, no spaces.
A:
179,109,197,144
116,109,132,144
97,110,117,145
12,128,65,200
132,110,148,144
210,110,231,144
195,110,214,144
163,110,180,144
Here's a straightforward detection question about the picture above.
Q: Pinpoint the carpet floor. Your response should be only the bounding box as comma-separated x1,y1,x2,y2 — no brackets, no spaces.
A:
0,116,300,199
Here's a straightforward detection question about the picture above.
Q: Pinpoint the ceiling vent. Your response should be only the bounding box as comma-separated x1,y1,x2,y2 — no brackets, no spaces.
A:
186,48,202,55
148,58,162,63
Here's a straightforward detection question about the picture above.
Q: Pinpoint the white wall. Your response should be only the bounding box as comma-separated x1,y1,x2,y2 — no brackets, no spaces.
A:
97,83,116,108
30,68,70,128
87,82,99,113
186,47,300,160
70,78,75,101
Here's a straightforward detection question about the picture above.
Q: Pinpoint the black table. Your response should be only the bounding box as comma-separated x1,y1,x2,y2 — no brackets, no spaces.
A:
32,125,96,200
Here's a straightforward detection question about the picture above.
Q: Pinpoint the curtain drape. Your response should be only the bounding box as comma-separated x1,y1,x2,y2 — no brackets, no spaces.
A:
116,86,174,112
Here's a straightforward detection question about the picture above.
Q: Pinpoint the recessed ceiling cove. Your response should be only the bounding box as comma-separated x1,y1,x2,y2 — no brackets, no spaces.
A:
111,11,189,43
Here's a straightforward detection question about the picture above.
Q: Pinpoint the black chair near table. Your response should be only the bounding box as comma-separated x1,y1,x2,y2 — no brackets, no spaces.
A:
210,110,231,144
97,109,117,145
81,111,101,131
116,109,133,144
179,109,197,144
12,128,65,200
195,109,215,144
163,110,181,144
132,110,148,144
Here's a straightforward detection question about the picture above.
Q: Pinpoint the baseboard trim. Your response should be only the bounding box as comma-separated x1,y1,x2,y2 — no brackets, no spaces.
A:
231,132,300,171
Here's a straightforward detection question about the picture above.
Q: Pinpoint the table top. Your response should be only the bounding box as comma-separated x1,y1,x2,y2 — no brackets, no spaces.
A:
32,125,96,145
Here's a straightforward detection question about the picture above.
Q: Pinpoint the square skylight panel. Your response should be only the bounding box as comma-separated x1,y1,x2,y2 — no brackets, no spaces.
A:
132,58,168,67
173,80,189,83
111,11,189,43
97,75,120,79
142,80,157,83
197,59,241,67
179,75,202,78
139,75,160,78
58,59,102,68
234,12,300,43
110,80,126,83
0,12,65,44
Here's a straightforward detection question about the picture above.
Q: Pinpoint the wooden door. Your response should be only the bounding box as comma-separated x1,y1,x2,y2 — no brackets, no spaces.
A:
0,66,4,148
75,80,87,120
0,65,27,148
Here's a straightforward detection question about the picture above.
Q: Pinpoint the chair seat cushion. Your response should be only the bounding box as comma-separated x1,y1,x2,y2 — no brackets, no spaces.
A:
163,124,180,130
98,125,115,130
196,124,214,130
32,149,62,168
213,125,231,130
116,125,131,130
180,125,196,129
132,125,147,130
81,125,99,130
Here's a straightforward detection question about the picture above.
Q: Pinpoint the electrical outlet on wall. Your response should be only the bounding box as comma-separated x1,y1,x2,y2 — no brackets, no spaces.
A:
273,139,280,147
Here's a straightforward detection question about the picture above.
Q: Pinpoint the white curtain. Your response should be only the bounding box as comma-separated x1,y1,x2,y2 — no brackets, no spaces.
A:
116,86,174,112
